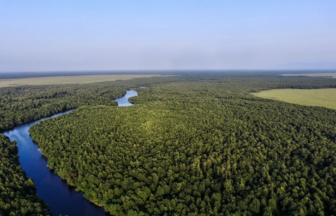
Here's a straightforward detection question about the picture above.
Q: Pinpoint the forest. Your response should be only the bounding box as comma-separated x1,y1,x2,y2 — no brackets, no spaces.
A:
0,75,179,216
25,73,336,215
0,75,180,132
1,73,336,132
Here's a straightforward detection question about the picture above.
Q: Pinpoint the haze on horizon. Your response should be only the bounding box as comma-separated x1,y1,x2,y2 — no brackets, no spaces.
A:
1,0,335,72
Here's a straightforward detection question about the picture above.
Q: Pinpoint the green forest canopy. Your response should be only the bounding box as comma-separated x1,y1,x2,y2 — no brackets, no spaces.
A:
28,75,336,216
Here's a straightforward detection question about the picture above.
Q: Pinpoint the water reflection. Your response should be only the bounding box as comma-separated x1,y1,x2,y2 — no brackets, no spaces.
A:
3,111,109,216
2,89,140,215
114,89,138,106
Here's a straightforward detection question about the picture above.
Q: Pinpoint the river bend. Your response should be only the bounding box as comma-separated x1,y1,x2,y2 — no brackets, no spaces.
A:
3,89,138,216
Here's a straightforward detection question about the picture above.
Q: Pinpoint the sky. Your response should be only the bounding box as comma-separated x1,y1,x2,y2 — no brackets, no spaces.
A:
0,0,335,72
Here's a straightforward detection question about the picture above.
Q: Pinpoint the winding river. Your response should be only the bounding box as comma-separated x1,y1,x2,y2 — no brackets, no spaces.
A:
3,89,138,216
114,89,138,106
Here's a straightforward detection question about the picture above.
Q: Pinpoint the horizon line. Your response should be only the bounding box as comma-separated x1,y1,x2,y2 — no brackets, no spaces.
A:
1,69,336,74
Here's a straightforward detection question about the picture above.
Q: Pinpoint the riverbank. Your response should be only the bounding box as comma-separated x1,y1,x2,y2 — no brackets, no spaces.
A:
2,89,139,216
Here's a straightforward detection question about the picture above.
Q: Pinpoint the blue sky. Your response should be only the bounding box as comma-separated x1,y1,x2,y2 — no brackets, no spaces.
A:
1,0,335,72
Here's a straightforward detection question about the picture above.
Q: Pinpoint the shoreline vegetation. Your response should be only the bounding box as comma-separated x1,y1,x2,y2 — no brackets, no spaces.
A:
0,134,52,216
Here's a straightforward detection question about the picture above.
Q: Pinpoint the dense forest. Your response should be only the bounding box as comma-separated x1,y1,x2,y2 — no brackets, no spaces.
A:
0,134,52,216
0,75,176,216
28,74,336,215
0,75,181,131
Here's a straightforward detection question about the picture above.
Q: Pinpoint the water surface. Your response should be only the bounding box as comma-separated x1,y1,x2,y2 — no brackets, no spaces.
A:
114,89,138,106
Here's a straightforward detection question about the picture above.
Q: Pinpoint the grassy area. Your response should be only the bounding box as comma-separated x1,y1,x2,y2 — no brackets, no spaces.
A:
252,88,336,110
0,74,167,87
282,73,336,78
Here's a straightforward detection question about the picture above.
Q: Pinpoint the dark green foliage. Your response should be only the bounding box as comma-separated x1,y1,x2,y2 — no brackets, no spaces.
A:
0,134,52,216
29,76,336,216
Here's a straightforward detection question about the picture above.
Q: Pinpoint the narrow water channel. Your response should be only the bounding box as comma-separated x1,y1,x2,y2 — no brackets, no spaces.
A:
3,89,138,216
114,89,138,106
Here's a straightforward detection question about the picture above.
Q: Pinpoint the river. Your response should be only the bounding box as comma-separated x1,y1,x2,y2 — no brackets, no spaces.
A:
3,89,138,216
114,89,138,106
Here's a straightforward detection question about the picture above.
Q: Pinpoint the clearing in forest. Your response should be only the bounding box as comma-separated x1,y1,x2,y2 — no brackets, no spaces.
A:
252,88,336,110
0,74,167,87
